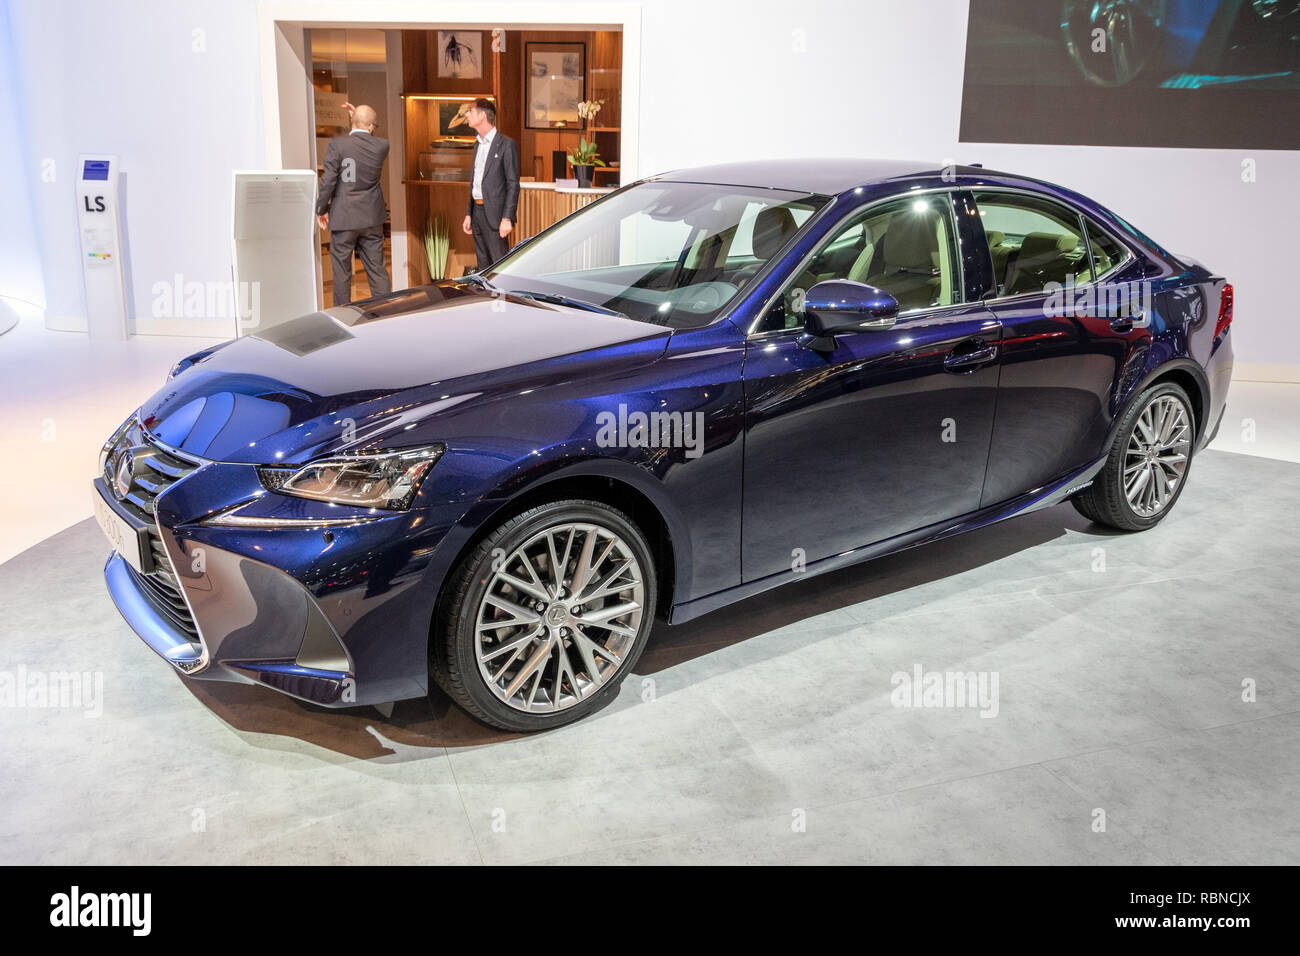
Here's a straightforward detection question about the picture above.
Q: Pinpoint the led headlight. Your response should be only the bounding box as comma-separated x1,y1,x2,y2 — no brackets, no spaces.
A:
258,444,445,511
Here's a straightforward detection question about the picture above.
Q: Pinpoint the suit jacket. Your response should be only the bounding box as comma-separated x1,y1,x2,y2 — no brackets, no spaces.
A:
466,130,520,228
316,130,390,232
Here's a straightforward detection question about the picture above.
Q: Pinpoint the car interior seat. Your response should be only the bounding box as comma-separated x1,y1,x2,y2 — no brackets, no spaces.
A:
1004,232,1078,295
860,208,946,311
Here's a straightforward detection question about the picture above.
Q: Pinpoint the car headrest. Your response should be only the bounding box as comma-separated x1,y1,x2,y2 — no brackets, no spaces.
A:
884,208,939,271
752,206,797,259
1018,232,1076,264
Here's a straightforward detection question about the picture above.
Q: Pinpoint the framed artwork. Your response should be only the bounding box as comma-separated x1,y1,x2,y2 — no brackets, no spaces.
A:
437,31,482,78
525,41,585,129
436,97,494,140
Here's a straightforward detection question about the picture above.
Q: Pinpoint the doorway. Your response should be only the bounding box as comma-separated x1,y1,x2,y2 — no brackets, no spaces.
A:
261,3,641,309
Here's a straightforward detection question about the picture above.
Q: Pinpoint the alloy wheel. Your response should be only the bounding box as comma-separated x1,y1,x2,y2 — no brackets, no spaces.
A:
474,521,645,713
1122,394,1191,518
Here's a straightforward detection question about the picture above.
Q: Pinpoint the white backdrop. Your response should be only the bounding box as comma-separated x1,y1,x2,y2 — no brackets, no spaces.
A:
3,0,1295,373
0,0,46,309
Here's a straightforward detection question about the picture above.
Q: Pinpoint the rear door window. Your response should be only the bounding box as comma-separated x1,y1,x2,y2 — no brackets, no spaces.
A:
972,192,1090,297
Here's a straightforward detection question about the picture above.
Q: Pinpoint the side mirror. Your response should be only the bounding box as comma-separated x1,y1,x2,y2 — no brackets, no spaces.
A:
802,280,900,344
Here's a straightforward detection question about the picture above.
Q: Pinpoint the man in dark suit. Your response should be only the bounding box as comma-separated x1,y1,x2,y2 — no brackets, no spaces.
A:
460,98,520,271
316,104,391,306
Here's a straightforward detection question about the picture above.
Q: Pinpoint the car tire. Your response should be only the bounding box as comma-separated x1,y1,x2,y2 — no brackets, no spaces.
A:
1071,381,1196,531
431,499,657,732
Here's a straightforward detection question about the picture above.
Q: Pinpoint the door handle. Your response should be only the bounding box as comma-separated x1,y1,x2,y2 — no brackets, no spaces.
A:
943,340,998,372
1109,308,1149,332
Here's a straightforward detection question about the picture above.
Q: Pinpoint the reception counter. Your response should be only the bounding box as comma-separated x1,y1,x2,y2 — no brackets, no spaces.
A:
404,180,614,285
515,182,615,242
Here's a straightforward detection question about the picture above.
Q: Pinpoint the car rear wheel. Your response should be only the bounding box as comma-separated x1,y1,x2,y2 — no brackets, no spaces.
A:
431,499,657,732
1072,381,1195,531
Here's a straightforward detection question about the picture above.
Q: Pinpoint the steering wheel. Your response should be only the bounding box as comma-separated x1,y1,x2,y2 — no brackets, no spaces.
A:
1060,0,1167,87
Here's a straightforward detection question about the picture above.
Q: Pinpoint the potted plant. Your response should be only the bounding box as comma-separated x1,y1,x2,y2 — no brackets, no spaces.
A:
423,216,449,280
566,137,607,188
569,99,608,188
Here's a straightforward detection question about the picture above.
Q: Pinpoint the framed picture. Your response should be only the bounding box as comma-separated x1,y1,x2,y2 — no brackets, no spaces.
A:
525,41,585,129
435,97,494,140
437,31,482,79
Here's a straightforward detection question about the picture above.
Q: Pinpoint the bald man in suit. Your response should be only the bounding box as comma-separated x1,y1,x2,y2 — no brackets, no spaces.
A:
316,104,391,305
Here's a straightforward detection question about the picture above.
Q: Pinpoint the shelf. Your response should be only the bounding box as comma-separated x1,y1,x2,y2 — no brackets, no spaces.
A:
402,179,471,186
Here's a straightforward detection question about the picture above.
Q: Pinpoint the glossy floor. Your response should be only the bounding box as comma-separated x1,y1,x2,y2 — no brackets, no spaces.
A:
0,449,1295,864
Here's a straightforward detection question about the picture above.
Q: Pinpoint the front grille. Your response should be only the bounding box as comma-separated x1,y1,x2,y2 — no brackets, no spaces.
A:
102,435,199,525
103,419,203,637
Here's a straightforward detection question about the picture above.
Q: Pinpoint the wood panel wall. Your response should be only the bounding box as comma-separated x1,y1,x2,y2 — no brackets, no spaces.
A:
401,27,622,284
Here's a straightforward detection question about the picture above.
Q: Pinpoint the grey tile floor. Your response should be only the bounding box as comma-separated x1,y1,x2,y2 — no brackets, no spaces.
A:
0,449,1295,864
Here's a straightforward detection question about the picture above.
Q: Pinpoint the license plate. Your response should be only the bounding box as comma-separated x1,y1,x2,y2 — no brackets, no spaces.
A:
94,483,147,574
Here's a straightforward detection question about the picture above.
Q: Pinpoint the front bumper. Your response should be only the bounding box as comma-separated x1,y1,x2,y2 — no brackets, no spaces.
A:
97,424,455,707
104,550,208,673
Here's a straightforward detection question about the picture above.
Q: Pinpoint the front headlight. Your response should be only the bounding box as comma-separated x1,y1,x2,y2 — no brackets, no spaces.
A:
258,444,445,511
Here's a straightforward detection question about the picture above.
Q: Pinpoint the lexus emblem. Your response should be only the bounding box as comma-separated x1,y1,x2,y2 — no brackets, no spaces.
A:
113,450,134,500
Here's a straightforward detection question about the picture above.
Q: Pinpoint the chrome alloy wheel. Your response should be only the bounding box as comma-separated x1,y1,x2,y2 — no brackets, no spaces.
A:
1123,394,1191,518
474,522,645,713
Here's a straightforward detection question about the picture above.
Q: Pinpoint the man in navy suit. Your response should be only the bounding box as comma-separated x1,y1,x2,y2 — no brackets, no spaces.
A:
460,98,520,272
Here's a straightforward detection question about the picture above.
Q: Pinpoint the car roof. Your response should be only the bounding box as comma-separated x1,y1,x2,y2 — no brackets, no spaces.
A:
649,158,961,195
646,159,1178,272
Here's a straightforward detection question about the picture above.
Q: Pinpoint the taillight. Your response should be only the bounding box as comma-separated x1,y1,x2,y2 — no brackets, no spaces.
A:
1214,283,1233,339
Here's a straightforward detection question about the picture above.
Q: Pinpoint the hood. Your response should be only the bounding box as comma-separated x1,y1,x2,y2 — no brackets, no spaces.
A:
138,285,671,464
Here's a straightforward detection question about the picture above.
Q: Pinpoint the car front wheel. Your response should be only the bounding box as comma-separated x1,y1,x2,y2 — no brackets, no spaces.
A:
432,499,657,732
1072,381,1195,531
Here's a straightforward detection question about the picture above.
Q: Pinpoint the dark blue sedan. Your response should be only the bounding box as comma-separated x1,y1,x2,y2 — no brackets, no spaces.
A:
94,159,1234,731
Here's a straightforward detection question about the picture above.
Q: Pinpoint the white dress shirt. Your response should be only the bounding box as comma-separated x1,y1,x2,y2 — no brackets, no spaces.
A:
471,126,497,202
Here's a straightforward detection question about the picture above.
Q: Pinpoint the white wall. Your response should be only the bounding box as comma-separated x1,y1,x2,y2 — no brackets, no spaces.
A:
0,0,46,308
636,0,1296,374
4,0,1294,370
7,0,264,334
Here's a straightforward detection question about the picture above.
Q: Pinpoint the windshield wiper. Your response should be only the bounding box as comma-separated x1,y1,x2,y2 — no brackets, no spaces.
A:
510,290,628,319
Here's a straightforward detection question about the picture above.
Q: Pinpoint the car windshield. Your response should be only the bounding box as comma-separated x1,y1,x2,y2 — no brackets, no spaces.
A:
483,181,829,329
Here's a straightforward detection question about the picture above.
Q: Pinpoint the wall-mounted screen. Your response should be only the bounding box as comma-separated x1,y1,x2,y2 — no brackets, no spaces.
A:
960,0,1300,149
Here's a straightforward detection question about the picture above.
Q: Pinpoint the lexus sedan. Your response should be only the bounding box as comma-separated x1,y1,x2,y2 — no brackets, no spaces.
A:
95,159,1233,731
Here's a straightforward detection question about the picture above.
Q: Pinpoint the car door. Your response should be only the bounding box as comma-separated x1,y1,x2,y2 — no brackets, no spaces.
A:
969,189,1146,507
740,190,1002,583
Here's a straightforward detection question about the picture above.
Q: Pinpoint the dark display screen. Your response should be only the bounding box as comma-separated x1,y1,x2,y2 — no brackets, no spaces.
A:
960,0,1300,149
